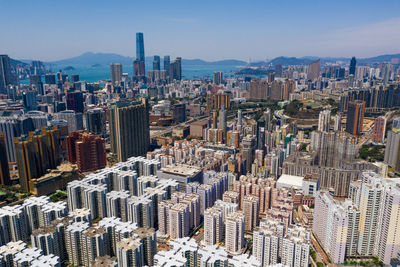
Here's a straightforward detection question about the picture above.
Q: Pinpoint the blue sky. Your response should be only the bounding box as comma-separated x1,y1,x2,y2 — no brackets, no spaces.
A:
1,0,400,61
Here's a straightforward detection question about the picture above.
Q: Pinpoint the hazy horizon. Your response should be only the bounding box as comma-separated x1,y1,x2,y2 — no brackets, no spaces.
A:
1,0,400,61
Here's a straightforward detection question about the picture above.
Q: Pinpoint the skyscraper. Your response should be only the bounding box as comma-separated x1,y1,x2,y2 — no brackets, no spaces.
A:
134,33,146,79
345,100,365,136
0,132,10,185
0,55,13,94
136,32,145,61
349,57,356,76
384,118,400,172
164,56,170,77
22,91,38,112
153,56,160,71
110,63,123,86
169,57,182,81
85,108,106,136
66,91,84,113
109,99,149,162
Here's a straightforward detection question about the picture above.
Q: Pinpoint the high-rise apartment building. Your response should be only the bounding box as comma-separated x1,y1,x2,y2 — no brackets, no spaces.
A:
117,237,143,267
0,133,10,185
243,195,259,231
203,206,224,246
346,100,365,136
318,109,331,132
281,226,310,267
109,99,149,162
253,219,284,266
133,227,157,266
110,63,123,86
55,110,84,133
213,71,223,85
307,59,320,81
206,91,231,111
275,64,283,77
66,131,106,172
65,222,90,266
15,127,62,192
372,116,386,143
225,211,244,255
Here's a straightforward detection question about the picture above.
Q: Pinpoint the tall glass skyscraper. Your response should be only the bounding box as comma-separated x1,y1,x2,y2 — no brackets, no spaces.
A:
136,32,145,61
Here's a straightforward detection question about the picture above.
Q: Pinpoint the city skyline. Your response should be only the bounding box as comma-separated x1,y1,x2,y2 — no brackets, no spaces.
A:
1,0,400,61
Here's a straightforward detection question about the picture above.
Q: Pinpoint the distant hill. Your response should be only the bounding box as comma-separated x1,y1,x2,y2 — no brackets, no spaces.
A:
44,52,247,66
10,58,28,67
48,52,134,65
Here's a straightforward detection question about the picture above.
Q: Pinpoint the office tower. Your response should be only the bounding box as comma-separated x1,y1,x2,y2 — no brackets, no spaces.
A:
15,127,62,192
204,206,224,246
65,222,90,266
346,100,365,135
241,135,256,174
136,32,145,61
66,131,106,172
22,91,37,111
0,55,13,94
55,110,84,133
85,108,106,136
318,109,331,132
225,211,245,255
313,191,360,264
213,71,223,85
172,103,186,123
153,56,161,71
45,74,56,85
0,133,10,185
333,114,342,131
66,91,84,113
281,226,310,267
372,116,386,143
116,238,143,267
275,64,283,77
110,63,123,86
164,55,170,77
109,99,149,162
307,59,320,81
349,57,357,76
134,33,145,79
169,57,182,81
243,195,259,231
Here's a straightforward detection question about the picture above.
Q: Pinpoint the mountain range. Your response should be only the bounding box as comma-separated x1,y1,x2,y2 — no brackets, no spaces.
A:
12,52,400,68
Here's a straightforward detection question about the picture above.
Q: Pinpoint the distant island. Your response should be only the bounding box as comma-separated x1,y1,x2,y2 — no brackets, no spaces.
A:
63,66,75,71
91,64,102,68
